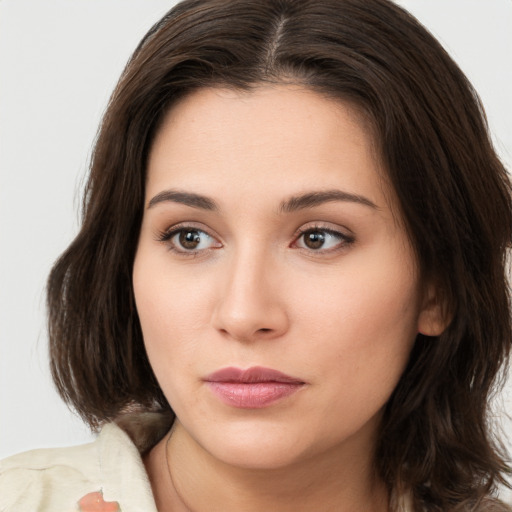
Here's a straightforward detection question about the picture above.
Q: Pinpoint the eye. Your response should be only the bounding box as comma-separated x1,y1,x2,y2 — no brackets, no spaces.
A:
294,227,354,252
158,226,222,253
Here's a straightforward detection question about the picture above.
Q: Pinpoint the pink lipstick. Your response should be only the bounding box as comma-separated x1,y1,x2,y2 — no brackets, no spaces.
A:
204,366,305,409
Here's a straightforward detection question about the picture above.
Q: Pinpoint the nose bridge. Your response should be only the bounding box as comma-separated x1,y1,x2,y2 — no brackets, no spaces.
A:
212,242,288,341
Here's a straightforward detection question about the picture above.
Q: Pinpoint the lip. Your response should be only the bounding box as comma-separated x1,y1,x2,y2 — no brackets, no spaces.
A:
204,366,305,409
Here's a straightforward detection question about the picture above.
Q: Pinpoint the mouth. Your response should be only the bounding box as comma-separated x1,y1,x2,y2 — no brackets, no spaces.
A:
204,366,306,409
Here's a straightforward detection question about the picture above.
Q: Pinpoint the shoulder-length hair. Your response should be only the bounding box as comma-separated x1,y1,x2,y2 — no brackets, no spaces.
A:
47,0,512,509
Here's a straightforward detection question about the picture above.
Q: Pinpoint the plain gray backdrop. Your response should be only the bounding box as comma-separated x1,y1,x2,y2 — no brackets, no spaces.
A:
1,0,511,501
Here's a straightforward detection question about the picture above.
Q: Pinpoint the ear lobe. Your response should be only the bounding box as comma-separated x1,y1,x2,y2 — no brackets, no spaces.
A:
417,283,451,336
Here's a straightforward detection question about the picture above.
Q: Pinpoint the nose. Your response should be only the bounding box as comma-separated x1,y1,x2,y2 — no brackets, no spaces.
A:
211,250,289,342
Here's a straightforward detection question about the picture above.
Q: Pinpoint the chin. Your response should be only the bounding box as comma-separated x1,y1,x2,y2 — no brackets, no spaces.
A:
211,442,308,471
195,419,316,470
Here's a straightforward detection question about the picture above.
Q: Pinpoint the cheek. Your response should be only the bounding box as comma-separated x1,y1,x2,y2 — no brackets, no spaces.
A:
289,251,420,390
134,278,201,360
133,279,197,414
132,248,214,406
133,242,206,336
133,250,178,368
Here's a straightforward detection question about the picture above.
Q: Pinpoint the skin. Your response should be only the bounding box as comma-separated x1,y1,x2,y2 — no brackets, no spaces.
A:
134,85,444,511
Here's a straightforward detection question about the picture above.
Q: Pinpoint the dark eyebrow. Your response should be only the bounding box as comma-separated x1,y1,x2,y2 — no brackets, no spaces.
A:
280,190,378,213
147,188,377,212
148,190,218,211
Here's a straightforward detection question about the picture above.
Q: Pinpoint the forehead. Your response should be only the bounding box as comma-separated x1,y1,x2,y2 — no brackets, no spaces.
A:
146,85,391,211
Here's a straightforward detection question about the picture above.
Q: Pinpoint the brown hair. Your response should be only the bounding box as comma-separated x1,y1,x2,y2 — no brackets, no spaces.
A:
47,0,512,509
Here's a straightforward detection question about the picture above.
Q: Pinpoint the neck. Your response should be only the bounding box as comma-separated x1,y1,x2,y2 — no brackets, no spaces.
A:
144,420,389,512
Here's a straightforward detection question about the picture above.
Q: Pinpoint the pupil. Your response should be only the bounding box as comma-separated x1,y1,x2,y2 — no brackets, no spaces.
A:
305,231,325,249
179,230,201,249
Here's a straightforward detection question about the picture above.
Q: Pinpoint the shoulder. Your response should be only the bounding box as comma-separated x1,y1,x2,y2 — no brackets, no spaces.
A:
0,421,159,512
0,429,104,512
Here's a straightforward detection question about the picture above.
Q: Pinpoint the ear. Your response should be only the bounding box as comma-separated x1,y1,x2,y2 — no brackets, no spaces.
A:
417,282,451,336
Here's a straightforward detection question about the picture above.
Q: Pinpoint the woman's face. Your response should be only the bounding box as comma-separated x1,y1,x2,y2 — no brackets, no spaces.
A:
133,85,435,470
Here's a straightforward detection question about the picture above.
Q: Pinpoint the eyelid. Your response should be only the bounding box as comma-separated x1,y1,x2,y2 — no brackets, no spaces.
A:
157,221,207,240
156,222,222,254
291,222,355,252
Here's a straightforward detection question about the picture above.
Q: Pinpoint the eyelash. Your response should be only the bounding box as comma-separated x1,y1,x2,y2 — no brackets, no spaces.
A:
156,224,220,256
156,223,355,256
292,225,355,253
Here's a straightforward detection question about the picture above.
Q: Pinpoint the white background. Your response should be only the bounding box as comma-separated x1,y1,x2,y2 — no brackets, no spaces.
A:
1,0,511,502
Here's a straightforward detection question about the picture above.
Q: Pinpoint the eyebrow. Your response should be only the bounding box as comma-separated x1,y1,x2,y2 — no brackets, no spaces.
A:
280,190,378,212
147,188,378,212
148,190,218,210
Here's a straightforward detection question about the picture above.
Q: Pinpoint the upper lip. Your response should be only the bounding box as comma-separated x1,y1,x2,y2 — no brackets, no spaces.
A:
205,366,305,384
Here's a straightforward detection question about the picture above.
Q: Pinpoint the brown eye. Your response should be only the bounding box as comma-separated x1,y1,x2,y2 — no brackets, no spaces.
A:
179,230,202,250
161,227,222,253
294,227,354,252
303,230,326,249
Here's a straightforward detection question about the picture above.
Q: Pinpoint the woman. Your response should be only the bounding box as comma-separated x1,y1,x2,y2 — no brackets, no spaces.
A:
1,0,511,510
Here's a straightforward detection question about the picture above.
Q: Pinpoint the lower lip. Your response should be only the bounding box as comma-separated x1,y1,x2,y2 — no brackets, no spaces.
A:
206,382,304,409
